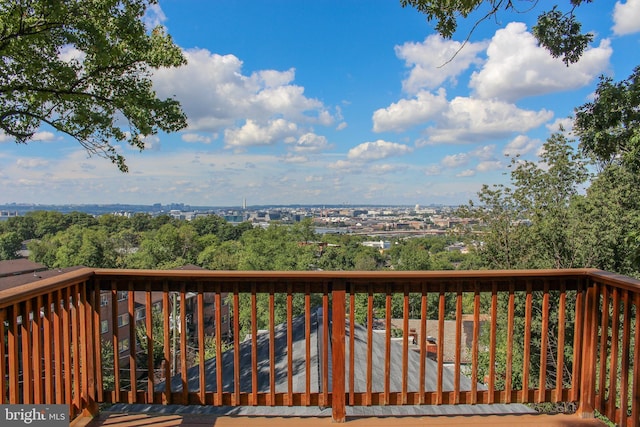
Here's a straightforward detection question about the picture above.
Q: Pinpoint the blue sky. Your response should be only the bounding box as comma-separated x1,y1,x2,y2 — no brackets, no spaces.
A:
2,0,640,207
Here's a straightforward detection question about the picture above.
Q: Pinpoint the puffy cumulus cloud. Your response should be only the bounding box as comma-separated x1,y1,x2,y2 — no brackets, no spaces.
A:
153,49,334,132
143,3,167,29
395,35,486,94
182,133,213,144
370,164,404,174
471,145,496,160
424,165,442,176
477,160,504,172
442,153,469,168
546,117,575,135
372,89,448,133
224,119,298,149
347,140,413,162
503,135,541,156
16,158,49,169
0,131,12,142
469,23,611,102
613,0,640,35
282,154,308,163
456,169,476,177
32,131,56,141
425,96,553,144
287,133,331,153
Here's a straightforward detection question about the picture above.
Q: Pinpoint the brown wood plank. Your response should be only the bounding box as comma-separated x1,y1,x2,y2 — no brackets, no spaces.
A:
197,285,205,405
488,282,497,404
366,290,373,406
251,283,258,406
556,283,567,404
163,282,171,404
471,288,480,404
348,286,355,406
8,304,19,403
522,282,532,402
54,290,64,405
72,284,82,415
607,286,620,418
180,284,188,404
22,299,33,403
93,283,104,405
619,290,631,426
322,286,329,407
505,282,515,404
233,285,240,406
538,281,550,403
0,308,6,404
631,292,640,427
33,295,43,404
331,281,346,423
419,291,427,404
215,286,223,406
128,286,137,402
437,285,445,405
110,284,120,401
570,284,584,403
146,284,154,404
287,284,294,406
269,287,275,406
454,285,462,404
305,283,311,405
384,290,391,405
402,289,409,404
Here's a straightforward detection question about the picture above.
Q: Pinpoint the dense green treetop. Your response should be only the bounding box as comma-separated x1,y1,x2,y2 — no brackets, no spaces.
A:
401,0,593,65
0,0,187,171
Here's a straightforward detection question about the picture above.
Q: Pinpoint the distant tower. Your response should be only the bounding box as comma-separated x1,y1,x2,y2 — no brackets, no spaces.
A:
243,198,247,210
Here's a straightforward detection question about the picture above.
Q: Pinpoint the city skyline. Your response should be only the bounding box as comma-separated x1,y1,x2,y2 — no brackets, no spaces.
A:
2,1,640,206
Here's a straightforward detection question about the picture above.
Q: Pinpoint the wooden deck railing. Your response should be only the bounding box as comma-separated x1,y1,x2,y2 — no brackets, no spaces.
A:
0,269,638,425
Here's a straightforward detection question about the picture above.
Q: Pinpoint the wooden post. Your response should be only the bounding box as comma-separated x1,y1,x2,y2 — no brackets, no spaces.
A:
331,280,346,423
577,282,598,418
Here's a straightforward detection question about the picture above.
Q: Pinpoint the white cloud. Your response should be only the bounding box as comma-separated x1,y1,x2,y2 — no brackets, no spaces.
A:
370,164,404,174
613,0,640,35
153,49,334,132
503,135,541,156
182,133,213,144
31,131,56,141
425,96,553,144
395,35,486,94
471,145,496,160
347,140,412,162
424,165,442,176
144,3,167,29
288,133,331,153
477,160,504,172
0,132,11,143
456,169,476,177
282,154,308,163
224,119,298,149
469,22,611,102
16,158,49,169
372,89,448,133
546,117,575,135
442,153,469,168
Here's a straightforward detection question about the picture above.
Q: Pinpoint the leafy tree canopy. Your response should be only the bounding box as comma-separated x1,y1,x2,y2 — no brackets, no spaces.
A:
0,0,187,171
401,0,593,65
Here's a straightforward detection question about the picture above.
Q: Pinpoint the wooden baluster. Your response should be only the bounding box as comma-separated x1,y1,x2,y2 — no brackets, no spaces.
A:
54,290,64,405
366,289,373,406
305,282,311,405
110,284,120,403
322,283,329,407
287,283,294,406
251,282,258,406
22,299,33,403
505,281,515,404
197,284,205,405
522,281,532,402
233,284,241,406
384,288,391,405
0,308,6,404
348,283,355,407
402,288,409,405
215,284,223,406
454,283,462,404
538,280,550,403
619,290,631,426
8,304,19,404
488,281,497,404
179,283,188,404
127,286,136,403
631,292,640,427
145,284,154,404
471,286,480,405
607,286,620,419
555,282,567,403
162,282,171,404
419,290,427,404
437,284,445,404
268,285,275,406
33,295,43,404
331,279,346,422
